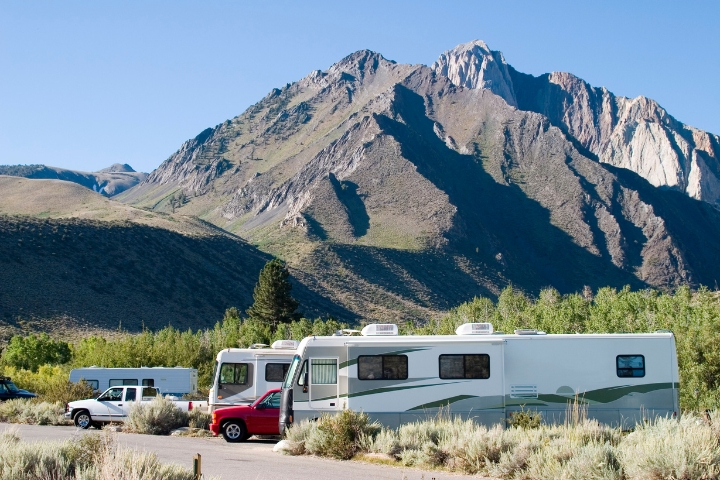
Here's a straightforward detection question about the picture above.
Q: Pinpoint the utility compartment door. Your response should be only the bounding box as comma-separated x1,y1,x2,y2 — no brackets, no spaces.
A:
308,357,339,410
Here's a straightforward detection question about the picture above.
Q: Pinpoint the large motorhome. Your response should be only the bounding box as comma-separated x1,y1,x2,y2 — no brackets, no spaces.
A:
209,340,299,412
69,367,198,397
279,323,679,431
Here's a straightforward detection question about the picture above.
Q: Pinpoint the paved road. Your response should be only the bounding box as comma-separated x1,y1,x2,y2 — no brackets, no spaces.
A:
0,423,478,480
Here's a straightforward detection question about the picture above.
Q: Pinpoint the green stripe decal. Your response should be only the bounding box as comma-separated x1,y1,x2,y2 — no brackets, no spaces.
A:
348,381,464,398
407,395,478,411
339,348,429,369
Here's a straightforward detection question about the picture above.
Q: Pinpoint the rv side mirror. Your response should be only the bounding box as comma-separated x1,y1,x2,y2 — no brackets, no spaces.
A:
302,371,308,393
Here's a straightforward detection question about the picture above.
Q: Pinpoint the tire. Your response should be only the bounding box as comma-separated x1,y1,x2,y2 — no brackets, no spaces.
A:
74,410,92,429
221,421,248,442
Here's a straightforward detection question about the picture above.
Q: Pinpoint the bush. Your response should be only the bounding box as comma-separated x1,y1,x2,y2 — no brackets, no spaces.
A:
187,408,211,430
0,399,69,425
507,407,542,429
125,397,188,435
2,365,94,405
0,429,206,480
300,409,380,460
285,409,720,479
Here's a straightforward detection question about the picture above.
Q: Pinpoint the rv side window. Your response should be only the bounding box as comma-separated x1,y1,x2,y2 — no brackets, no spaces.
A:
439,354,490,379
109,379,139,387
358,355,408,380
142,379,154,387
311,359,337,385
297,361,307,386
265,363,290,383
84,380,99,390
617,355,645,377
219,363,249,385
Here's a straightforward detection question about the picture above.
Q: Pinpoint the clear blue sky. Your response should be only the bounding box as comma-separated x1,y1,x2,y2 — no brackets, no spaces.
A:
1,1,718,173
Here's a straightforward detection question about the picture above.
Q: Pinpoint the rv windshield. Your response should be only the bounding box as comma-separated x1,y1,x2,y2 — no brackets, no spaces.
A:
283,355,301,389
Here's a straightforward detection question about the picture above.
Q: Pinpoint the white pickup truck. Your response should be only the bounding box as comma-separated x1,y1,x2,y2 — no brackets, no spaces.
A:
65,386,202,429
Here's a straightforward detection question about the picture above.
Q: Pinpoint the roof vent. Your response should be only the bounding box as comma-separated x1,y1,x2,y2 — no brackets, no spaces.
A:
271,340,300,350
514,329,547,335
456,323,494,335
361,324,398,336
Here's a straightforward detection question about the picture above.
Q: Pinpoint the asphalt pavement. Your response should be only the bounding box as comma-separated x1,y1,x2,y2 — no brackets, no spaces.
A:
0,423,482,480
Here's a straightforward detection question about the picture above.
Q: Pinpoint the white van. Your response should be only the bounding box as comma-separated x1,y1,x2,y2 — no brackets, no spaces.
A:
209,340,298,412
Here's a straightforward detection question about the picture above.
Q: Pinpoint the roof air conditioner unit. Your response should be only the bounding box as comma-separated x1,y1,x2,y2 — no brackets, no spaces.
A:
456,323,494,335
361,324,398,336
271,340,300,350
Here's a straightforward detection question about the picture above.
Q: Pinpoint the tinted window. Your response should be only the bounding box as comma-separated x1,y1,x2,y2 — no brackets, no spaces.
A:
142,379,154,387
311,359,337,385
265,363,290,383
109,379,138,387
439,354,490,379
125,389,137,402
358,355,408,380
617,355,645,377
99,387,124,401
261,391,281,408
142,387,158,398
0,384,7,393
219,363,248,384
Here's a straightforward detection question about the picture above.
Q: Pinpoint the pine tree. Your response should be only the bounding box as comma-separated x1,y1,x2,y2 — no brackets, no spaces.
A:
246,259,301,330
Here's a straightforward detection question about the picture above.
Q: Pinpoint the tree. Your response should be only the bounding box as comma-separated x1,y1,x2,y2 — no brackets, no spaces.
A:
1,333,71,372
246,259,301,330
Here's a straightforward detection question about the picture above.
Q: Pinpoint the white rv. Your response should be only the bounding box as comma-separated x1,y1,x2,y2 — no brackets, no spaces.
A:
209,340,299,412
279,323,679,431
69,367,198,397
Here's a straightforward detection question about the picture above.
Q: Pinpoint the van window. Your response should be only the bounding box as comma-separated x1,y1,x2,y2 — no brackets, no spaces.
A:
109,379,138,387
265,363,290,383
219,363,248,385
311,359,337,384
439,354,490,379
125,388,137,402
142,379,154,387
358,355,408,380
617,355,645,377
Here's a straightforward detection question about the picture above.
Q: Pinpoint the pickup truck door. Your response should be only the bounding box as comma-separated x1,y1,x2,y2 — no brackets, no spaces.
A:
253,391,281,434
94,387,125,421
121,387,138,418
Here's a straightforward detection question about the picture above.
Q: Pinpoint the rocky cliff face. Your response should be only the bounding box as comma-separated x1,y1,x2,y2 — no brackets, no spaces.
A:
433,42,720,206
118,42,720,323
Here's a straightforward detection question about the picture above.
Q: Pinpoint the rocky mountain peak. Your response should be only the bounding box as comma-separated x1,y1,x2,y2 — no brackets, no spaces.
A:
432,39,517,107
97,163,137,173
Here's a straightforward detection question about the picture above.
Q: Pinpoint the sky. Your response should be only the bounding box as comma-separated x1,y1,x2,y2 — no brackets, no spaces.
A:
1,1,718,174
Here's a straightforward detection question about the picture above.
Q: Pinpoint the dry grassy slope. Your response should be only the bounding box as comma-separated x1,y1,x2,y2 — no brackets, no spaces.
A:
0,177,353,340
115,50,720,323
0,164,146,196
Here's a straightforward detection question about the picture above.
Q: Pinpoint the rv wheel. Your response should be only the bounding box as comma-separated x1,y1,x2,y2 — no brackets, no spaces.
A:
222,421,248,442
74,410,92,429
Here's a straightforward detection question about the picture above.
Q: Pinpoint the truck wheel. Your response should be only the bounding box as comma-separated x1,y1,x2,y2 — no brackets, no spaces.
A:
222,421,248,442
74,410,92,429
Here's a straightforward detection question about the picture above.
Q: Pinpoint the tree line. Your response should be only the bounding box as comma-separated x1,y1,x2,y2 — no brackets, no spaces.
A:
1,257,720,410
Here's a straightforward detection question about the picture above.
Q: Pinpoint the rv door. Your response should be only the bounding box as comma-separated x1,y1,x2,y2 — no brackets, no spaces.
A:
308,358,339,410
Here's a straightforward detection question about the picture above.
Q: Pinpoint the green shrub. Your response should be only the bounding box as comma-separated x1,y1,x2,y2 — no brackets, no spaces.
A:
507,407,542,429
303,409,380,460
187,408,211,430
2,365,94,405
125,397,188,435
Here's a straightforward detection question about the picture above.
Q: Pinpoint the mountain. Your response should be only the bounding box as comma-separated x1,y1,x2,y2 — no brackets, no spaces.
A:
0,163,147,196
432,40,720,206
115,42,720,325
0,176,351,340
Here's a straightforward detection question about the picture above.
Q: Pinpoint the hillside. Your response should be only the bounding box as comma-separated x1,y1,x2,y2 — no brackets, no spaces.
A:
0,177,350,340
114,42,720,324
0,163,147,196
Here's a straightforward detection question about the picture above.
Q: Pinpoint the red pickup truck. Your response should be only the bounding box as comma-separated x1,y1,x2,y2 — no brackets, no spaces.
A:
210,388,281,442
